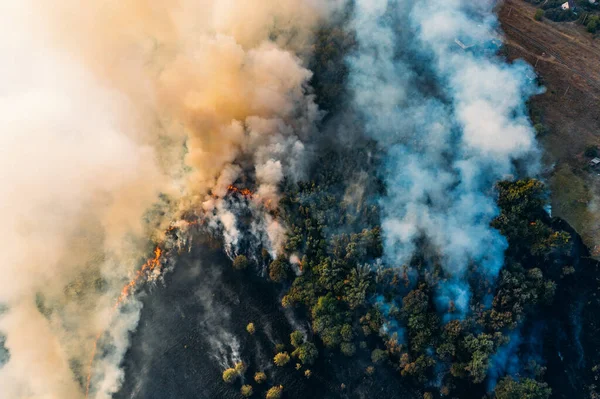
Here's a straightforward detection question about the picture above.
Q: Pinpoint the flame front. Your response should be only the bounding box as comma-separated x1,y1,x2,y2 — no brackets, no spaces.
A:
85,246,163,398
113,247,162,310
227,185,253,198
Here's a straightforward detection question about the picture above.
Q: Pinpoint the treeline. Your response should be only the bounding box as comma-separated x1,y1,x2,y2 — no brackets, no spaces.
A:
223,22,589,398
263,144,570,396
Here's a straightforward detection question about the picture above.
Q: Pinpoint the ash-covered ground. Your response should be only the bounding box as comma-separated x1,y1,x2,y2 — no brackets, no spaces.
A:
115,238,420,399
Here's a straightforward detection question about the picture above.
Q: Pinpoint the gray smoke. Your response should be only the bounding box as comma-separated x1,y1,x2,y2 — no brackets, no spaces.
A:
348,0,540,317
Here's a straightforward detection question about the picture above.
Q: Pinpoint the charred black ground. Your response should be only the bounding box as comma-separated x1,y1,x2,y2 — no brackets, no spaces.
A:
112,12,600,399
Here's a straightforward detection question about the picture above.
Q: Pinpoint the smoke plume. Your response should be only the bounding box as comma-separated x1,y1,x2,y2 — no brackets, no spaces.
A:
348,0,540,317
0,1,341,398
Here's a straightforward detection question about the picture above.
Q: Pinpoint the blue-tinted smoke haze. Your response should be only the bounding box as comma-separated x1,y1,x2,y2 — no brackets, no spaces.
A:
348,0,541,317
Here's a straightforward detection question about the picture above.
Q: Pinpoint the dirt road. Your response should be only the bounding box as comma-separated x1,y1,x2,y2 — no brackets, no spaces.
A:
499,0,600,253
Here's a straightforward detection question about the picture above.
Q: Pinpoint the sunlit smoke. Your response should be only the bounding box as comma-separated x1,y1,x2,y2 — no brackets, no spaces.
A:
0,1,344,397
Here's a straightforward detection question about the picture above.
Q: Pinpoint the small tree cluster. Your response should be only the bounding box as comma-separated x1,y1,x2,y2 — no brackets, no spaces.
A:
273,352,290,367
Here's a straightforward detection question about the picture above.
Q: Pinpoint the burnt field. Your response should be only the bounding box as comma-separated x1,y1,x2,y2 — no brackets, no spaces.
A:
114,236,420,399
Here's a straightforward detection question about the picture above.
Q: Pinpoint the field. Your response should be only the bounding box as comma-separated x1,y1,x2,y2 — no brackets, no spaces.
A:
499,0,600,254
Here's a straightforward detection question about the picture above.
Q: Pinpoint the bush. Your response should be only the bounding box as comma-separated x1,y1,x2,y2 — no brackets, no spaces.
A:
587,16,600,33
269,257,290,282
292,342,319,365
371,348,388,363
274,352,291,367
340,342,356,356
241,385,253,397
266,386,283,399
234,361,247,374
222,368,238,383
543,8,577,22
233,255,249,270
534,123,547,136
254,371,267,384
585,145,599,158
290,330,304,347
534,9,544,21
494,377,551,399
246,322,256,335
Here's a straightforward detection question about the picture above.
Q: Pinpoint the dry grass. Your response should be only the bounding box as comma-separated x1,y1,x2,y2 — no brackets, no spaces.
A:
499,0,600,254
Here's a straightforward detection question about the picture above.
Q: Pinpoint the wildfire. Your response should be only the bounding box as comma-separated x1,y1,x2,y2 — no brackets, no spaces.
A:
112,246,162,310
85,245,163,398
227,184,253,198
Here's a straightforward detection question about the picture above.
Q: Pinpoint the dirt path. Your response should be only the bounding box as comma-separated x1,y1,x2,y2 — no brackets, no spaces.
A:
500,0,600,93
499,0,600,253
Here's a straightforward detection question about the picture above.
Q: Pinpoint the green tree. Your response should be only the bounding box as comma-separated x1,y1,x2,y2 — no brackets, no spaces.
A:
534,9,544,21
292,342,319,365
274,352,291,367
587,18,599,33
233,255,249,270
340,342,356,356
371,348,388,363
241,385,253,397
290,330,304,348
266,385,284,399
269,257,290,282
311,294,349,348
222,368,237,384
463,333,496,383
533,123,546,136
494,377,551,399
340,324,353,342
234,361,247,374
254,371,267,384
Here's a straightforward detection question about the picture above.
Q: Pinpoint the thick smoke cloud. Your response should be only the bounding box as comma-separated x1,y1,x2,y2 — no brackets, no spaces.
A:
0,1,341,398
348,0,540,316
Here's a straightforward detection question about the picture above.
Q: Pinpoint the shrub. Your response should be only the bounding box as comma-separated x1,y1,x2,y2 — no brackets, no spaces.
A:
241,385,253,397
371,348,388,363
233,255,249,270
495,377,551,399
266,385,283,399
274,352,291,367
290,330,304,347
534,9,544,21
292,342,318,365
269,257,290,282
543,9,576,22
587,16,600,33
222,368,237,383
254,371,267,384
234,361,247,374
340,342,356,357
585,145,599,158
533,123,547,136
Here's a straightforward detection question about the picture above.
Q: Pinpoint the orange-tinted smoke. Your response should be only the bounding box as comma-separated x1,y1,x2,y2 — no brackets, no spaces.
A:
85,246,163,398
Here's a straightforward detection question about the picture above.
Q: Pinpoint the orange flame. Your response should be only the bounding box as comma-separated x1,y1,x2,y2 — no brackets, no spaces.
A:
227,185,253,198
112,247,162,310
85,246,163,398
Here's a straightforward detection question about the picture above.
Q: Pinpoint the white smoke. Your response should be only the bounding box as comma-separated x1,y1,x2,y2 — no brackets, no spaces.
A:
0,1,344,398
348,0,540,316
